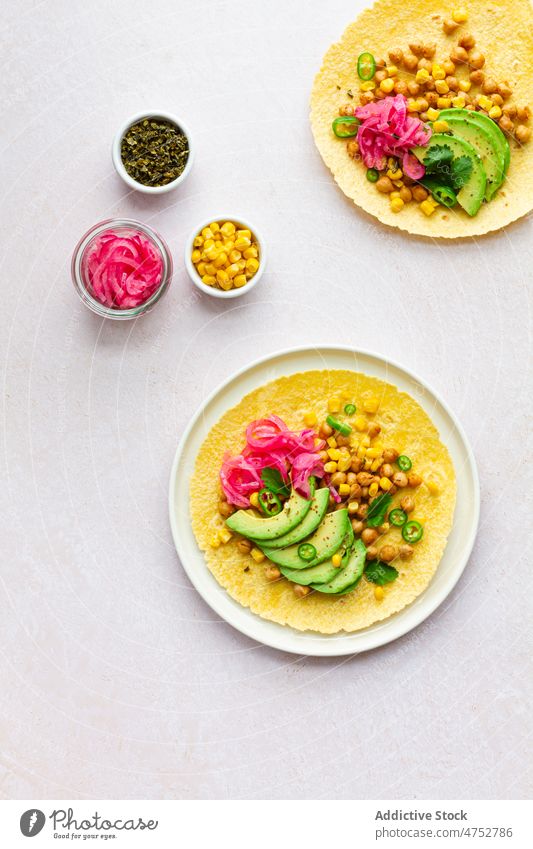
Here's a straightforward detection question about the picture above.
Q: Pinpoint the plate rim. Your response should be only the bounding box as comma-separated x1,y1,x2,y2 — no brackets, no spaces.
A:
168,344,480,656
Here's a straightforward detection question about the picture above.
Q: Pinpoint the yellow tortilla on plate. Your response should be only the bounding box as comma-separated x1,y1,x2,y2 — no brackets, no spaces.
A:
310,0,533,237
190,369,456,634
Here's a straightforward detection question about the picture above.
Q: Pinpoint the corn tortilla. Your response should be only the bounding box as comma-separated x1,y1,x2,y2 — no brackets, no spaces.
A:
310,0,533,238
189,370,456,634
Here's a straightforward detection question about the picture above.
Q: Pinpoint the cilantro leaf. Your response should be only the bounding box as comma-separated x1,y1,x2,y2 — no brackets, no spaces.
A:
451,154,473,189
261,467,290,498
423,143,454,176
366,493,392,528
364,560,399,586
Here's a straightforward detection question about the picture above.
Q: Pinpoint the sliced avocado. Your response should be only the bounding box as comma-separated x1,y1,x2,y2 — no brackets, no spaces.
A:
263,488,329,549
437,109,508,200
280,558,341,586
311,539,366,594
226,488,311,541
260,509,350,569
413,133,486,217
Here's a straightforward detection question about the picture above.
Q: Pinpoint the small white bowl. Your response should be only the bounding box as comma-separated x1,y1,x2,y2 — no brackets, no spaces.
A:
112,110,194,194
184,215,266,299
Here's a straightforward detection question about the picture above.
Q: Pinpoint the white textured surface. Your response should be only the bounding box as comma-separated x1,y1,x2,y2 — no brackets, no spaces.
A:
1,0,532,800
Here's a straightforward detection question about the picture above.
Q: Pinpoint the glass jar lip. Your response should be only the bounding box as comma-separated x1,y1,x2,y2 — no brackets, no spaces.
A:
71,218,173,319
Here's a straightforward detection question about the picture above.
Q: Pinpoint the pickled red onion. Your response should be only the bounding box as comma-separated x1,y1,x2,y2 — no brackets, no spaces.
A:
82,228,164,309
355,94,431,174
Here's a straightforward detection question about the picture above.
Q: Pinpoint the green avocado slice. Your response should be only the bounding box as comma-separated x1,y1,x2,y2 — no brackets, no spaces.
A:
437,109,508,200
262,488,329,549
280,558,341,586
311,539,366,594
260,509,350,569
413,133,486,216
226,488,311,541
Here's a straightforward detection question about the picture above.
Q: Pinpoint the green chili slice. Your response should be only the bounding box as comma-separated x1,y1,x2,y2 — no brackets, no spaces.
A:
389,508,407,527
332,116,360,138
397,455,412,472
421,178,457,208
366,168,379,182
326,415,352,436
402,520,424,543
357,51,376,81
258,488,282,517
344,403,356,415
298,543,317,562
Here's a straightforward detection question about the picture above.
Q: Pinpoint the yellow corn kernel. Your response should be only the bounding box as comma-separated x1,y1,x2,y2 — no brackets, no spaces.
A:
390,190,401,200
236,229,251,239
234,236,252,251
380,78,395,93
303,412,317,427
368,458,379,473
233,274,248,288
191,249,202,263
451,95,466,108
363,395,379,413
368,482,379,497
337,455,352,473
489,105,502,119
437,97,452,109
433,120,449,133
387,168,403,180
374,586,385,601
366,447,381,458
452,7,468,23
323,461,338,473
363,457,373,470
415,68,430,84
203,245,218,261
420,199,436,216
209,221,220,233
326,436,337,448
196,261,207,276
242,246,258,259
237,259,246,270
246,257,260,274
380,476,392,491
426,479,440,495
338,483,351,497
478,94,493,110
427,107,440,121
201,227,214,240
360,434,371,447
249,492,260,509
229,249,242,263
387,157,397,169
226,263,240,278
360,80,376,91
204,263,217,276
407,99,420,112
435,79,449,94
220,221,236,237
332,553,342,567
327,447,341,461
213,232,222,241
202,274,216,286
431,63,446,80
356,447,366,461
328,397,341,413
251,547,265,563
193,235,203,248
387,65,399,76
354,415,368,432
459,79,471,92
216,269,230,286
218,527,232,544
210,535,221,548
213,252,228,268
223,239,235,252
390,197,404,212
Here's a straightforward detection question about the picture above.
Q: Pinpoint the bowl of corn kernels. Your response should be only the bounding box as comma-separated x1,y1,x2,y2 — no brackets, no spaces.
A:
185,217,265,298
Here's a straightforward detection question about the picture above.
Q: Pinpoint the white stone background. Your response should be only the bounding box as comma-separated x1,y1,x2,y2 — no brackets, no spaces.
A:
1,0,532,800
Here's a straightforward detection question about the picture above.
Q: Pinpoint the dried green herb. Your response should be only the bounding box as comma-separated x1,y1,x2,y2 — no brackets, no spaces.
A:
121,118,189,186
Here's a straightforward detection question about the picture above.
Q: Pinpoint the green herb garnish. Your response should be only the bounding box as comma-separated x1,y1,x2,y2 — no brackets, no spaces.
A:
121,119,189,187
364,560,399,585
261,467,291,499
366,493,392,528
450,155,473,189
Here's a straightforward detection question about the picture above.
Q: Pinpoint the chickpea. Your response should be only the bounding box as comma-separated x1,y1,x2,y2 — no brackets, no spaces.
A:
458,32,475,50
383,448,399,463
498,114,514,134
376,175,394,193
237,538,252,554
379,544,398,563
442,18,459,35
442,59,456,75
378,523,390,535
380,463,394,478
394,80,409,97
417,57,432,72
403,53,419,71
399,186,412,203
356,504,369,520
392,471,408,488
368,423,382,438
503,103,517,119
419,111,429,122
360,486,369,499
293,583,310,598
399,544,414,559
426,90,439,106
482,78,498,95
517,106,530,122
422,43,436,59
328,494,337,508
400,495,415,513
412,185,429,202
357,471,374,486
407,472,423,487
351,519,364,534
409,42,425,56
359,91,375,105
362,528,379,545
491,93,504,106
424,78,436,92
339,103,355,116
336,434,351,447
497,82,512,100
350,456,362,473
374,88,387,101
445,76,459,92
450,45,468,64
374,69,388,84
468,49,485,70
516,125,532,144
389,48,403,64
469,69,485,86
350,482,362,499
218,500,235,517
318,450,329,462
388,484,398,495
265,565,281,580
346,471,357,486
407,81,421,96
330,471,347,488
320,422,333,438
417,97,429,112
375,57,386,69
347,139,360,158
366,545,378,560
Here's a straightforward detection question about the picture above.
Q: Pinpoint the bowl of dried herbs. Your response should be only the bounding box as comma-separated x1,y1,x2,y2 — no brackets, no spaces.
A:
112,110,193,194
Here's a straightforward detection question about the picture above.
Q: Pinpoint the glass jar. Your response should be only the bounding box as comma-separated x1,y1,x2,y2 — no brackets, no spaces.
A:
71,218,173,319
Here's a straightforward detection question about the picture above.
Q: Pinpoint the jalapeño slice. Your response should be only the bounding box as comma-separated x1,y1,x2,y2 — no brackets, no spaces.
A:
326,415,352,436
357,51,376,80
332,116,360,138
397,455,412,471
389,508,407,527
402,520,424,543
298,543,317,562
258,488,282,516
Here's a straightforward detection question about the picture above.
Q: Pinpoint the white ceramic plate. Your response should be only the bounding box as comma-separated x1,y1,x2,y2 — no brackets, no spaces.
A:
168,346,479,656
